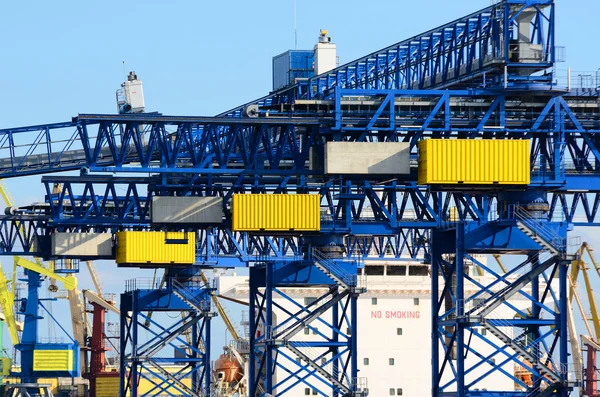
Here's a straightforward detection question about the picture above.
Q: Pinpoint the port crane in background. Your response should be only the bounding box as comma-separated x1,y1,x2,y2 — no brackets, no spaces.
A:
569,243,600,397
198,270,249,397
0,1,598,396
82,289,120,397
2,257,80,396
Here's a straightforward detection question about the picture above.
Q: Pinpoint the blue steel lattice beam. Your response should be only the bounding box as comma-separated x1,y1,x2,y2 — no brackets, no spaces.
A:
1,91,600,186
219,0,557,117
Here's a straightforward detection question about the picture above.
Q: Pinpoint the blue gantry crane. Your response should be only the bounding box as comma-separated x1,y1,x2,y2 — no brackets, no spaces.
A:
0,1,596,396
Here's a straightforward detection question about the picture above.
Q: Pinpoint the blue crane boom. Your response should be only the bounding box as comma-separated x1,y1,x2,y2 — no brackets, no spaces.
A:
219,0,557,117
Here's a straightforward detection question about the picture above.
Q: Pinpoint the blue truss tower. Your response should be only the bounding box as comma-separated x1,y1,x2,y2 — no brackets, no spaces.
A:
119,273,214,397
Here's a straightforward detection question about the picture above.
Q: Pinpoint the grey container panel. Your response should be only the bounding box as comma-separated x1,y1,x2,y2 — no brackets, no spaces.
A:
325,142,410,174
52,233,113,257
151,196,223,224
273,51,291,91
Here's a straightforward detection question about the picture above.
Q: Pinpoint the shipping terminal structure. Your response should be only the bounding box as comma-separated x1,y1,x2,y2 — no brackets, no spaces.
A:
0,1,599,397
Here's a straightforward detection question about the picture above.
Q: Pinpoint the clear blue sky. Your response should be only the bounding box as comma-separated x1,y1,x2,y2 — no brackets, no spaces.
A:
1,0,600,361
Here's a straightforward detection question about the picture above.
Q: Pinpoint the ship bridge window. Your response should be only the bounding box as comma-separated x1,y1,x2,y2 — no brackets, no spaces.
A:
305,388,310,395
386,265,407,276
397,328,403,336
304,297,317,306
413,298,420,306
389,358,395,366
365,265,384,275
408,265,429,276
372,297,378,305
397,388,403,395
389,388,396,395
364,357,369,365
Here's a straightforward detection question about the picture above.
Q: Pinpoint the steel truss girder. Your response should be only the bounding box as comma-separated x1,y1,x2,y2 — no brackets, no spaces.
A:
220,0,556,116
119,285,212,397
32,175,600,226
249,264,363,397
0,114,320,178
431,224,570,397
2,91,600,185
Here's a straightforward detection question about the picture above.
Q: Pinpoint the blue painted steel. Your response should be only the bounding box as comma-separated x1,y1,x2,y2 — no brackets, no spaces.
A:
432,217,571,397
119,276,213,397
14,271,80,381
220,0,559,117
249,259,365,397
0,1,593,395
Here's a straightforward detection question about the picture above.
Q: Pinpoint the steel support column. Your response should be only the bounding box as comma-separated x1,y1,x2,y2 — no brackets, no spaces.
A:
455,223,466,397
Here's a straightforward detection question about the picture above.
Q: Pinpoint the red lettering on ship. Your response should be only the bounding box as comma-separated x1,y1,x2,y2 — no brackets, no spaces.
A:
368,310,421,319
385,310,420,319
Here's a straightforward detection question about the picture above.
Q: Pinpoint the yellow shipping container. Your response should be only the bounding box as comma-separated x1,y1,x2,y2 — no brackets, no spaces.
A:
33,350,73,372
115,231,196,265
96,376,120,397
232,194,320,232
418,139,530,185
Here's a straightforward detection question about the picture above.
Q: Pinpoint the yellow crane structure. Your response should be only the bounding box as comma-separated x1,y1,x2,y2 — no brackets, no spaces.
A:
0,271,20,346
569,242,600,397
570,243,600,340
0,257,78,377
199,271,241,343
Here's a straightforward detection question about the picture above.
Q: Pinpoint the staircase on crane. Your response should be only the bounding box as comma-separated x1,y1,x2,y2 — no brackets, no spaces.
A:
274,288,349,342
473,255,558,317
146,358,200,397
171,279,211,313
512,205,575,259
285,342,354,396
312,249,366,293
482,321,562,384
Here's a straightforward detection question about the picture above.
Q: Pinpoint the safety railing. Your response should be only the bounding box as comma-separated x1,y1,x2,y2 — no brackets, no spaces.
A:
312,248,366,290
353,377,369,395
554,68,600,91
39,336,66,343
171,279,211,312
125,278,163,291
291,340,334,376
511,205,566,252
